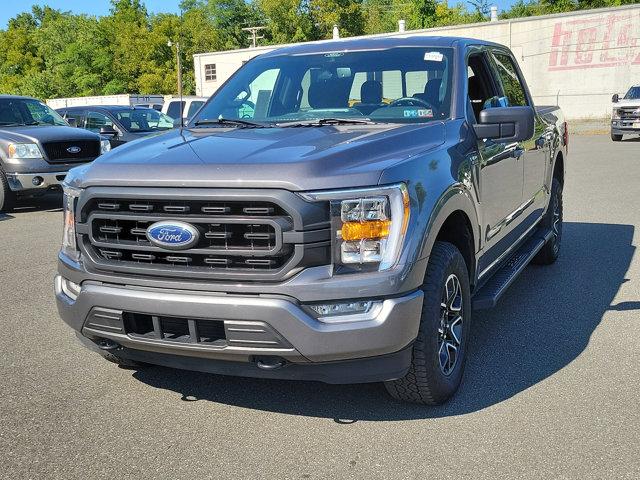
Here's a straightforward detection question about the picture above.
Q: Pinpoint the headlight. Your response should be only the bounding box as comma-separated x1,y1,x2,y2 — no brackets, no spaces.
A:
301,183,410,272
8,143,43,159
61,184,81,261
612,109,621,120
100,139,111,154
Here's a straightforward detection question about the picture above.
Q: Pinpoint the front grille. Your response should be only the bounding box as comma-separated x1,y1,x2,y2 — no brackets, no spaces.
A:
78,189,331,281
617,108,640,120
123,313,226,345
42,140,100,162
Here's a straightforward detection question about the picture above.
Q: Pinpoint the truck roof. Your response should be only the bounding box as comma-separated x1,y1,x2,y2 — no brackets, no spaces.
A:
260,35,506,58
0,94,38,101
60,105,157,111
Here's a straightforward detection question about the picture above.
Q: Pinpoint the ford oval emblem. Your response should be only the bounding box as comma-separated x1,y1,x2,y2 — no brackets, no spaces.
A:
146,221,200,250
66,146,81,154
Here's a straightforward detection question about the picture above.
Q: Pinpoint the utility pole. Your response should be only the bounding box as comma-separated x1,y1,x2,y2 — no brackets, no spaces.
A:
242,26,266,48
167,40,182,98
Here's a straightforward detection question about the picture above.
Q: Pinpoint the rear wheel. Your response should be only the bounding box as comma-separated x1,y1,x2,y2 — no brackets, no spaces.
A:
0,168,16,213
533,177,563,265
611,133,622,141
385,241,471,405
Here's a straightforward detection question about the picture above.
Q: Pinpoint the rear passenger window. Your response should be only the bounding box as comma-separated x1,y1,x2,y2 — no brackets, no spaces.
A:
166,101,184,119
491,52,528,107
187,101,204,118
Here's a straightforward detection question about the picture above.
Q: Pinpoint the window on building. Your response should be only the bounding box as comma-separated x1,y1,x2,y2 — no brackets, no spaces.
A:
205,63,217,82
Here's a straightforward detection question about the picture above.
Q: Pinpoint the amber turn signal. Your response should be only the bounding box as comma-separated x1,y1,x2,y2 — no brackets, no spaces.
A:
341,220,391,241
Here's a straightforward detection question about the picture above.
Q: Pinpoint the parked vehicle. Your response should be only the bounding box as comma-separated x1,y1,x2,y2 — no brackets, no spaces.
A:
56,37,567,405
47,94,164,110
611,85,640,141
134,103,163,111
162,96,207,122
57,106,174,147
0,95,108,212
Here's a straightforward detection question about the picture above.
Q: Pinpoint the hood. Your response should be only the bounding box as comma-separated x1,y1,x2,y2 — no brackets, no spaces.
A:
0,125,100,144
614,99,640,108
68,123,446,191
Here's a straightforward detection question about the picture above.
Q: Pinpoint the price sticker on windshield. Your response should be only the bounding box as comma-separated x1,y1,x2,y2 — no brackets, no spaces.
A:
424,51,444,62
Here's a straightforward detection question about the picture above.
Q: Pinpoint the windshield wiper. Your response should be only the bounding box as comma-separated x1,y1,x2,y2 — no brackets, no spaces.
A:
278,118,376,127
193,117,268,128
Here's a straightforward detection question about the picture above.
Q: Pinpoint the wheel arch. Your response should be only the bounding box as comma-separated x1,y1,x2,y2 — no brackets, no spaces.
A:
417,186,479,288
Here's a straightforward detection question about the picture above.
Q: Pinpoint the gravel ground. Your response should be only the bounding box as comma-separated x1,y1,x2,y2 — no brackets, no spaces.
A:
1,134,639,479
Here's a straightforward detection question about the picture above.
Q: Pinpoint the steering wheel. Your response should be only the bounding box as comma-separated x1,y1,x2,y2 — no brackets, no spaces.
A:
389,97,435,110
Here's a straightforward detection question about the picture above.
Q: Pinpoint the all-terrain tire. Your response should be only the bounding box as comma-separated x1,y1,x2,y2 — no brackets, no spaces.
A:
0,168,16,213
533,177,563,265
385,241,471,405
611,133,622,141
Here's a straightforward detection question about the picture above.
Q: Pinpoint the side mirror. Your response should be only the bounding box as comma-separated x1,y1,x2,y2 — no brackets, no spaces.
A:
612,94,619,103
172,118,184,128
474,106,535,142
100,126,118,137
66,118,77,128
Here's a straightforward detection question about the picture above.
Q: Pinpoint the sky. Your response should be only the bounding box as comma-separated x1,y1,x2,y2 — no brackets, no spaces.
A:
1,0,518,29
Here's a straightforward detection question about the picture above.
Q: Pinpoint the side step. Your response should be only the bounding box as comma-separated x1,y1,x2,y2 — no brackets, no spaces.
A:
472,229,553,310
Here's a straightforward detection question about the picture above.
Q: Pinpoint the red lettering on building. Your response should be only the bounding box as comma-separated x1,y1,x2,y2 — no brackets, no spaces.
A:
548,13,639,71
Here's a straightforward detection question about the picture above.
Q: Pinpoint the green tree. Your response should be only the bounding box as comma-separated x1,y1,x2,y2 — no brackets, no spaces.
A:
310,0,366,38
258,0,317,44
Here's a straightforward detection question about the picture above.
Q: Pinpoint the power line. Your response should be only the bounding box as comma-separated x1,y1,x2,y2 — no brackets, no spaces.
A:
242,26,267,48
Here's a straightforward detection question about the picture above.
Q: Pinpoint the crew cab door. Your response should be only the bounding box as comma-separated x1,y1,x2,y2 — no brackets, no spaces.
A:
488,48,549,224
466,48,524,264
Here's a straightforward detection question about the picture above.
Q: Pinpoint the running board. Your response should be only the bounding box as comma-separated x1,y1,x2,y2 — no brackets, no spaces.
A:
472,229,553,310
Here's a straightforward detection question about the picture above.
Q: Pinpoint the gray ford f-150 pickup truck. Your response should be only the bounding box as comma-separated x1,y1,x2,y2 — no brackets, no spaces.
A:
0,95,110,212
55,36,567,405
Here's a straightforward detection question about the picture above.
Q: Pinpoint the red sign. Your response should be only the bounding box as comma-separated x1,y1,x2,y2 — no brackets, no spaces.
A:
548,13,639,71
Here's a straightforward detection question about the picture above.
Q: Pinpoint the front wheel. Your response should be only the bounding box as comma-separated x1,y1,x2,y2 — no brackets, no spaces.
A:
611,133,622,141
385,241,471,405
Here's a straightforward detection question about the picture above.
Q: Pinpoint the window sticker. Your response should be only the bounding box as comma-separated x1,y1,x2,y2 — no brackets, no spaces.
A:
403,109,433,118
424,51,444,62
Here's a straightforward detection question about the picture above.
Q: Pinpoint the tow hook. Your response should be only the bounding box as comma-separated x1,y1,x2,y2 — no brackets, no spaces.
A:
96,338,121,351
255,356,287,370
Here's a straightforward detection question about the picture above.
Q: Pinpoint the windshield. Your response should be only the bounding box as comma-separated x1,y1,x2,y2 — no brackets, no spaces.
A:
0,98,67,127
193,47,453,126
624,87,640,100
111,108,174,132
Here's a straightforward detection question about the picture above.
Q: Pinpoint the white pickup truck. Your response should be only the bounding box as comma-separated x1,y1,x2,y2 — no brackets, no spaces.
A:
611,85,640,141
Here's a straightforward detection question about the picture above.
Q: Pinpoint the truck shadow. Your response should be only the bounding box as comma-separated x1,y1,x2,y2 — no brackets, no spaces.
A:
132,222,635,421
2,193,62,219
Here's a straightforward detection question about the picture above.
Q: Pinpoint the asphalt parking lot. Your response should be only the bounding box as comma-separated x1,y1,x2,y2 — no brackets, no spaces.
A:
1,133,639,479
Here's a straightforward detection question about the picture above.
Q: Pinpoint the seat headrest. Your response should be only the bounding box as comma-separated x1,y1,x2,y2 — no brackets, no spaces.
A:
360,80,382,104
308,80,343,109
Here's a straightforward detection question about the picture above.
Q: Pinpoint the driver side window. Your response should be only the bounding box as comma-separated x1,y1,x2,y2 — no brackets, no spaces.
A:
236,68,280,119
467,53,500,123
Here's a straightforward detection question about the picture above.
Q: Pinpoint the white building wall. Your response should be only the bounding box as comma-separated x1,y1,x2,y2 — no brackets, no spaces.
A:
194,5,640,120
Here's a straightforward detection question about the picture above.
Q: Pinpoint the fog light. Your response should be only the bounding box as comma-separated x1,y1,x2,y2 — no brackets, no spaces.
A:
32,176,44,186
307,300,382,323
60,277,81,301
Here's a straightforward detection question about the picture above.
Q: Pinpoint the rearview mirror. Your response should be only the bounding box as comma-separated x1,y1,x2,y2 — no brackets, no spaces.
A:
66,118,77,128
612,94,619,103
474,106,535,142
100,126,118,137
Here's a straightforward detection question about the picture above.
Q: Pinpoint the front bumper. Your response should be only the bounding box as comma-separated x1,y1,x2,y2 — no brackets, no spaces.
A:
611,121,640,135
7,171,68,191
56,275,423,383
